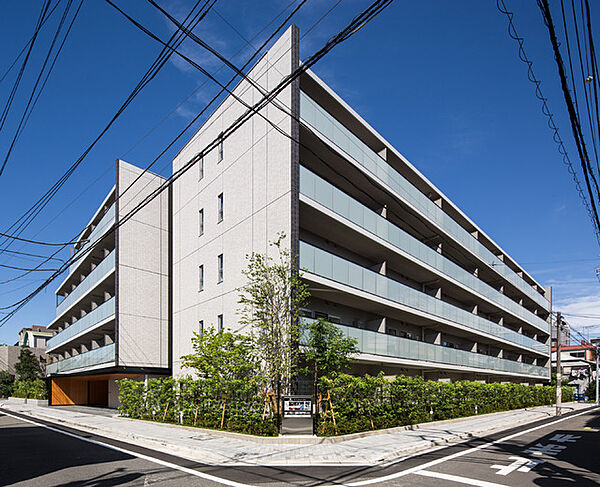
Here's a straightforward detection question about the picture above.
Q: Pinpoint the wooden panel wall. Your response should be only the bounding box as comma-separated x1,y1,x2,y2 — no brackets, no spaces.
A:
51,378,88,405
88,380,108,406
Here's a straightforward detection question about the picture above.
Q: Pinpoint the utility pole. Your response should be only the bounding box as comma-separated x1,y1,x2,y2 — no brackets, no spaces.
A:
556,312,562,416
596,345,600,406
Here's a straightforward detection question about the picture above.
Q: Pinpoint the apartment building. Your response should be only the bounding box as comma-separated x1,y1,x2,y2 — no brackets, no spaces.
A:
45,160,170,407
172,25,552,384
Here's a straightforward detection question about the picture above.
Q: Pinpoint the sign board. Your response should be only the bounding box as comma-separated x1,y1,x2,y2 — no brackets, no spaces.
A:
281,395,313,435
283,398,312,418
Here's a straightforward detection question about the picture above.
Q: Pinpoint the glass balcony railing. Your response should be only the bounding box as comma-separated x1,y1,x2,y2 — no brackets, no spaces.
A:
300,92,549,311
46,343,115,375
300,166,549,334
47,297,115,352
56,251,116,318
70,204,115,274
299,241,548,355
301,318,548,378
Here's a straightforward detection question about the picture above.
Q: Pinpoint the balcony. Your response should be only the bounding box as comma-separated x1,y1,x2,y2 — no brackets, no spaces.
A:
70,204,115,274
46,343,115,375
301,319,548,379
56,251,115,318
300,166,549,335
300,92,549,311
299,241,548,356
47,297,115,352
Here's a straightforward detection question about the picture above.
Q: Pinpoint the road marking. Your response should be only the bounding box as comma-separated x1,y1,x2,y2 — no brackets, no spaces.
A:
346,407,599,486
490,456,544,475
2,411,252,487
415,470,508,487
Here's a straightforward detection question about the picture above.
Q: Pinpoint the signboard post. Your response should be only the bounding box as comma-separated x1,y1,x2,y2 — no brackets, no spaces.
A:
281,395,313,435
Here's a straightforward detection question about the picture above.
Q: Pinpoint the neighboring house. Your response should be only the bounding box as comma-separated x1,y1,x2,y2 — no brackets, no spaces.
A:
552,342,597,395
18,325,54,349
45,160,171,408
172,26,551,385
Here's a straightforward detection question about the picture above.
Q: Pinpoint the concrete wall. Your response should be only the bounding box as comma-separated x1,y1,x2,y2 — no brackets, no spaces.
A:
172,26,299,377
0,346,48,376
116,160,170,369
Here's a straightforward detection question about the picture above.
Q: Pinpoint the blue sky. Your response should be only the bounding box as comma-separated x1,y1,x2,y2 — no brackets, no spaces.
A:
0,0,599,344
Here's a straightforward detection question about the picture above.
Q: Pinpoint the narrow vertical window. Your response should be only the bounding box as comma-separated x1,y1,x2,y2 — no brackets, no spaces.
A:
217,193,223,223
198,156,204,180
217,254,223,283
198,265,204,291
199,208,204,236
218,136,223,163
217,314,223,331
199,320,204,335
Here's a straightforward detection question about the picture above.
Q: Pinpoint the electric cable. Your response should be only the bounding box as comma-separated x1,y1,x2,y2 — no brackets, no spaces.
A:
537,0,600,240
497,0,600,247
0,0,63,84
0,0,52,134
0,0,216,258
0,0,394,325
0,0,83,177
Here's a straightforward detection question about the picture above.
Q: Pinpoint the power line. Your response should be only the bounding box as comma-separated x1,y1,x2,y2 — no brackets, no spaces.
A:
119,0,543,322
0,0,83,177
496,0,600,247
0,0,215,260
0,0,52,133
0,0,394,325
0,0,63,84
537,0,600,241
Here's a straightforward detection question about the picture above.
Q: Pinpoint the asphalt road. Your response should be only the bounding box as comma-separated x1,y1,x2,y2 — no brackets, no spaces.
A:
1,406,599,487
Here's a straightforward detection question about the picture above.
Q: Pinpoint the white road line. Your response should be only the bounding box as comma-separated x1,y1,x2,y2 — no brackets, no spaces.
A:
2,411,253,487
3,406,597,487
345,407,599,486
415,470,508,487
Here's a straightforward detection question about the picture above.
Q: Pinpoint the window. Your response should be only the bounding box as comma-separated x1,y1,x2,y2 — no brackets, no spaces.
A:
198,156,204,180
217,314,223,331
199,209,204,236
218,136,223,162
199,320,204,335
217,193,223,222
198,265,204,291
217,254,223,283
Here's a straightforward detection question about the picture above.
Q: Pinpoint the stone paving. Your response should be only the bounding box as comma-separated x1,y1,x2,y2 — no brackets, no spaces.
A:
0,400,590,466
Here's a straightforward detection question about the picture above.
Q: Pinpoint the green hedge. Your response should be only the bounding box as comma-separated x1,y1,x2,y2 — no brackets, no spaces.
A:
117,377,278,437
317,374,573,436
12,379,47,399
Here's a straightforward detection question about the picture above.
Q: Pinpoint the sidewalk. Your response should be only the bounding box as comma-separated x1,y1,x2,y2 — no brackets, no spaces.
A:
0,401,592,466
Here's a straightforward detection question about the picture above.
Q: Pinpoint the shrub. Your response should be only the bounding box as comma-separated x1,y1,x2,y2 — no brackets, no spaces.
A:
12,379,47,399
117,377,278,437
317,374,573,436
0,371,14,398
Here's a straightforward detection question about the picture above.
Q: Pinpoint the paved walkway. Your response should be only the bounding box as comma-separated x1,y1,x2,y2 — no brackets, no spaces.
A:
0,400,591,466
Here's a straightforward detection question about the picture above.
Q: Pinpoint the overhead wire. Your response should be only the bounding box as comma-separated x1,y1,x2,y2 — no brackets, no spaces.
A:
0,0,53,134
537,0,600,241
0,0,216,259
0,0,394,326
0,0,63,84
496,0,600,247
0,0,83,177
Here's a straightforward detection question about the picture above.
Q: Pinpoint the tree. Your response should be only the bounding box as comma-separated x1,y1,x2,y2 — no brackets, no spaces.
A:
180,328,257,382
14,346,42,380
0,370,14,398
303,318,359,394
238,233,310,394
